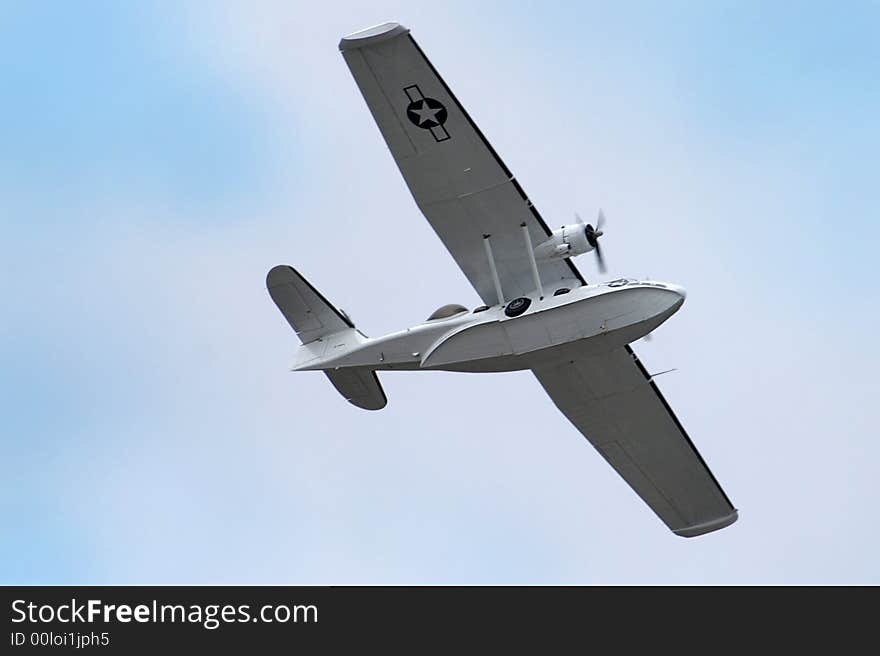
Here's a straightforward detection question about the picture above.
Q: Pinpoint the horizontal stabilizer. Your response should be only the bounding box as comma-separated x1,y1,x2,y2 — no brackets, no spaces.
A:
267,265,354,344
325,368,387,411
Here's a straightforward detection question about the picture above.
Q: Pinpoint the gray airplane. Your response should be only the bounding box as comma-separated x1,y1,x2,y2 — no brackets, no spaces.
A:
267,23,737,537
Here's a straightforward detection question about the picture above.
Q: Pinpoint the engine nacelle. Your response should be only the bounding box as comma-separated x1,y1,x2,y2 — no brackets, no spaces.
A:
534,224,593,261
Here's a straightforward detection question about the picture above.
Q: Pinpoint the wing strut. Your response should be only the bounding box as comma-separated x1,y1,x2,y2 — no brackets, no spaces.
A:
482,234,505,305
520,222,544,300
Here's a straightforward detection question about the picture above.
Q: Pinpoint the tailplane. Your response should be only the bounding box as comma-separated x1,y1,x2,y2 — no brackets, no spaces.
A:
266,265,387,410
267,265,355,344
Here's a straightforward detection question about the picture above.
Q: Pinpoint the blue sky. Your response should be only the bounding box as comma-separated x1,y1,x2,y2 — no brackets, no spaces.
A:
2,1,878,583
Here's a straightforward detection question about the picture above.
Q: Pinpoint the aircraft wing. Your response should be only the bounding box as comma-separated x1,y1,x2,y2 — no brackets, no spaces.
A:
340,23,585,305
531,345,738,537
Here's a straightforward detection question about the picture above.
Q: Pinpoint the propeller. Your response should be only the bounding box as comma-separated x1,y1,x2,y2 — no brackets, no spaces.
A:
579,209,607,273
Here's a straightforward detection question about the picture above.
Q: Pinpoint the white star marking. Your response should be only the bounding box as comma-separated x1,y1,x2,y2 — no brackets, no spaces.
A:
412,100,442,126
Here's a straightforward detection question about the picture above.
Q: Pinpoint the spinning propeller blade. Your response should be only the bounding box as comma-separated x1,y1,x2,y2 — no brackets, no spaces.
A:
583,208,607,273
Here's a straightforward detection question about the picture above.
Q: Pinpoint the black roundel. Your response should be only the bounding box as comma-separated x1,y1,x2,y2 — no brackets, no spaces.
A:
406,98,448,129
504,297,531,318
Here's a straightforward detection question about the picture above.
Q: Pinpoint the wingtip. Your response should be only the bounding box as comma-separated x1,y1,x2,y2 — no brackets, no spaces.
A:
673,509,739,538
339,22,409,51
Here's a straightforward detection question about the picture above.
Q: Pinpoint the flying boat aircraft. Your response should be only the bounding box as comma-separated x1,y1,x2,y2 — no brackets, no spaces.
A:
267,22,737,537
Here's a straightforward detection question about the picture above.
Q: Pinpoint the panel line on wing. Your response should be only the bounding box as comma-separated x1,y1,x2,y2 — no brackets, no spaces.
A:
454,176,516,201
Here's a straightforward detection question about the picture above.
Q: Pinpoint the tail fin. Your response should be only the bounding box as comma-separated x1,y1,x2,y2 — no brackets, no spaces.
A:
266,265,354,344
267,265,387,411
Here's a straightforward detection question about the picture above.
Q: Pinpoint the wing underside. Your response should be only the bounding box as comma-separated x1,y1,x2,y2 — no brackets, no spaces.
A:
340,23,585,304
339,24,734,535
531,345,737,537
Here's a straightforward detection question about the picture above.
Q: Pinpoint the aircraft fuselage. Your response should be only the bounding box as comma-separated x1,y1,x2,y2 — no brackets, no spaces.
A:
291,279,686,374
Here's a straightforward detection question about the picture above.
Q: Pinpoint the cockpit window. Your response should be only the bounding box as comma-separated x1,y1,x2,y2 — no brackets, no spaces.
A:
427,304,468,320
